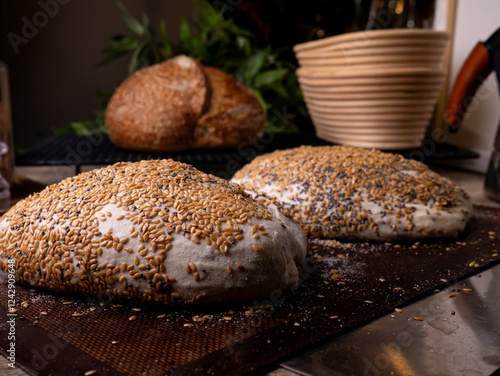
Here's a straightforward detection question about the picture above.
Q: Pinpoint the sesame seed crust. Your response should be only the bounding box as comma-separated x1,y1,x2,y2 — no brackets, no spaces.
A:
0,159,307,304
232,145,473,241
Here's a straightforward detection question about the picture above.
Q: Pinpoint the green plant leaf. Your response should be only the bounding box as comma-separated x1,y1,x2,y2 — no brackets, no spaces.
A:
254,68,288,88
54,121,94,136
204,27,221,47
196,0,221,28
180,16,191,46
141,13,151,32
235,36,251,55
116,0,144,35
159,20,173,59
251,89,269,111
103,36,139,53
223,19,254,37
268,82,290,98
128,40,147,74
266,120,299,133
195,0,222,36
97,37,139,67
239,50,267,84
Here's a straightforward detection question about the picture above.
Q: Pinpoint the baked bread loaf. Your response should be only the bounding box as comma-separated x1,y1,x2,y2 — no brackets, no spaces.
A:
105,55,266,152
232,145,473,241
0,160,307,304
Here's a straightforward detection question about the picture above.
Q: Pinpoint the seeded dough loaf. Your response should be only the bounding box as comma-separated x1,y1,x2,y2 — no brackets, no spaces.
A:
0,160,307,304
105,55,266,152
232,145,473,241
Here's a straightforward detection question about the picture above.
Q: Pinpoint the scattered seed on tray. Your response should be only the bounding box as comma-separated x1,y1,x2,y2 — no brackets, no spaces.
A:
128,316,137,321
414,317,424,321
395,308,402,313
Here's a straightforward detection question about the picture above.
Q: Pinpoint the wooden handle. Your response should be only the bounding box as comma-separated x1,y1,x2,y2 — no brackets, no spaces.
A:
446,42,493,131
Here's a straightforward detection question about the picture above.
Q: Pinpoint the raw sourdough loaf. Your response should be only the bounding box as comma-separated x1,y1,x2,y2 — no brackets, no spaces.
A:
105,55,266,152
0,160,307,304
232,145,473,241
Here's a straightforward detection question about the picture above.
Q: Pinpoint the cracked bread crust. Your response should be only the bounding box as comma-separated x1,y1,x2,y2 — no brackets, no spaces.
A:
105,55,265,152
196,66,266,148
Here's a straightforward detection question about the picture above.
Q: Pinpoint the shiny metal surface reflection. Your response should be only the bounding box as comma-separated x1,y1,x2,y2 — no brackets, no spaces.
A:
282,263,500,376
